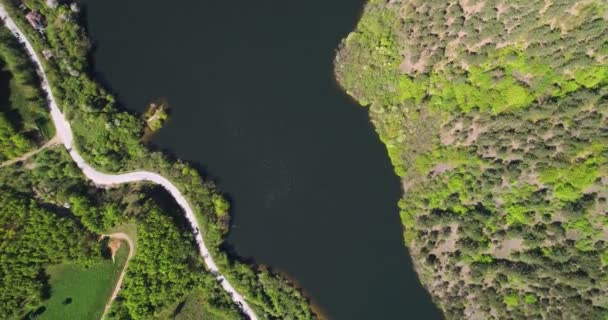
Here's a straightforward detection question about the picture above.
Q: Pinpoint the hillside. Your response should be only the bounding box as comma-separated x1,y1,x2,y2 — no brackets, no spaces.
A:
0,0,315,318
336,0,608,319
0,148,243,319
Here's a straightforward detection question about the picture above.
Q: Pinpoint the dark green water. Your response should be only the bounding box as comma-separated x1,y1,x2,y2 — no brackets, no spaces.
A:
80,0,440,318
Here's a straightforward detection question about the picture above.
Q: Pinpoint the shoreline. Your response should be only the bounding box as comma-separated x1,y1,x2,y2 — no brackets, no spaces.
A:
257,263,328,320
0,5,258,320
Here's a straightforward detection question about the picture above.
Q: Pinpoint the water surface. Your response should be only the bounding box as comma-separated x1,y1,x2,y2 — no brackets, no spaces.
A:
80,0,441,318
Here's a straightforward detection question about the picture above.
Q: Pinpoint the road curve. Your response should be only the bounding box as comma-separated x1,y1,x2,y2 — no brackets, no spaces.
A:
0,6,257,320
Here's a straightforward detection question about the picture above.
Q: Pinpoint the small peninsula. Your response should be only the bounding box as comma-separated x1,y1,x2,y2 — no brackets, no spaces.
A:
143,99,169,133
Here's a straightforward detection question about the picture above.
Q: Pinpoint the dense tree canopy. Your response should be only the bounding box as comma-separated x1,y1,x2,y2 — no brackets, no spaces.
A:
0,149,245,319
0,189,98,319
337,0,608,319
107,200,242,320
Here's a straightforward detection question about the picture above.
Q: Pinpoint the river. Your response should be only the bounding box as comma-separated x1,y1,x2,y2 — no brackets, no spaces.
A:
79,0,441,318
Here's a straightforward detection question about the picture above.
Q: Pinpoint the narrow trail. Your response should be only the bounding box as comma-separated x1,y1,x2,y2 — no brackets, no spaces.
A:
0,134,60,167
100,233,135,320
0,6,257,320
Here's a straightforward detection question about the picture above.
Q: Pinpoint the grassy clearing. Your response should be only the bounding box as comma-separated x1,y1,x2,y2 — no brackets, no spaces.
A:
167,290,241,320
38,244,128,320
173,291,208,320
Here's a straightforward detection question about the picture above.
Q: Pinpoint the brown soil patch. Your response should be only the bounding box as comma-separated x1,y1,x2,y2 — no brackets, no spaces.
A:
567,0,593,16
108,238,122,262
492,238,524,259
459,0,486,17
399,48,434,75
440,120,464,145
431,223,460,257
431,163,453,176
513,71,534,86
465,122,484,145
402,177,418,192
521,170,542,187
539,0,553,15
495,3,509,19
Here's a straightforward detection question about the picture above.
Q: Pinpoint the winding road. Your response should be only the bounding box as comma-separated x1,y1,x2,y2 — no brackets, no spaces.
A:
0,5,257,320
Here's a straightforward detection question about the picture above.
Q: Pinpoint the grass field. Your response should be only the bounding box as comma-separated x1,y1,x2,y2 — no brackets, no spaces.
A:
173,291,208,320
38,243,128,320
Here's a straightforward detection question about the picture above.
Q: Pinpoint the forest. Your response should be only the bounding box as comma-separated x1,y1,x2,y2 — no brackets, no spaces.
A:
0,189,100,319
0,24,50,162
0,0,314,318
0,145,311,319
0,149,242,319
336,0,608,319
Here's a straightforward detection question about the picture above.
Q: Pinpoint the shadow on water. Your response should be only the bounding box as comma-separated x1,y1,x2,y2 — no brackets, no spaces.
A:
79,0,443,318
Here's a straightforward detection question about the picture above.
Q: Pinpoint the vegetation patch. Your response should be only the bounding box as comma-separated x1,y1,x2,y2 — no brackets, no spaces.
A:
337,0,608,319
0,0,316,318
0,26,51,161
143,98,169,135
39,245,128,320
170,290,239,320
0,189,100,319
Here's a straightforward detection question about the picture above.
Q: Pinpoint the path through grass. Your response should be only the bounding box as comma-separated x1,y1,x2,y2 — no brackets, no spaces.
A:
39,244,128,320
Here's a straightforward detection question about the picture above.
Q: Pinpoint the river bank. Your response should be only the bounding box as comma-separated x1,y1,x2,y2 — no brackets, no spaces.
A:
0,5,258,318
0,2,323,318
80,0,441,318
